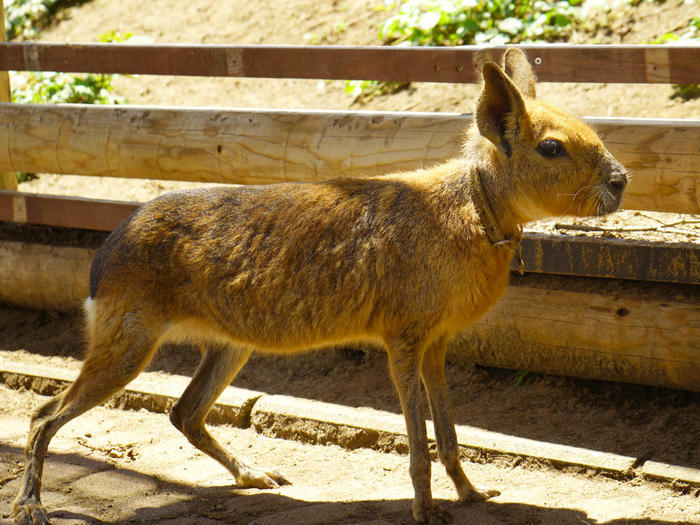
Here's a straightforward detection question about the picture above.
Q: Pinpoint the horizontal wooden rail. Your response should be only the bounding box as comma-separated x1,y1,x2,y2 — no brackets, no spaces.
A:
0,104,697,214
515,233,697,285
1,192,696,285
1,43,699,83
0,192,137,231
457,274,699,392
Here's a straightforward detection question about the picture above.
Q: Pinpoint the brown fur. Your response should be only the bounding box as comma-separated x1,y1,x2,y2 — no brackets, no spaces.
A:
13,48,627,524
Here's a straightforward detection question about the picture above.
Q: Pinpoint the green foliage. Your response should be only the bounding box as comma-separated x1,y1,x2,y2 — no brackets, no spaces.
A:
671,83,700,100
379,0,583,47
650,16,700,101
98,29,135,43
10,69,123,182
4,0,92,40
344,79,410,103
348,0,583,102
16,171,37,183
10,30,133,105
513,370,537,386
11,71,123,104
9,30,129,183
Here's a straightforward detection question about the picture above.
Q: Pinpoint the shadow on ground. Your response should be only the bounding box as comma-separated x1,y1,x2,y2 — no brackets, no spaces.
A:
1,305,698,472
0,445,695,525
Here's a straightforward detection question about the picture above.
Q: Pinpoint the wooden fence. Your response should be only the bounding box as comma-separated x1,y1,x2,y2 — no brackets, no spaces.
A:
0,43,698,390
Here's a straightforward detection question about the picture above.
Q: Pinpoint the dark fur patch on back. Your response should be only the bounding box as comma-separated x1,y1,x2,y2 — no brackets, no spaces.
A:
89,210,139,298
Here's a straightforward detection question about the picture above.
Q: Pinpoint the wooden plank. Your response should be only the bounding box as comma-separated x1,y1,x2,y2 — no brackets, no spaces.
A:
0,43,699,84
0,240,95,309
0,0,17,191
1,192,697,285
516,233,698,285
590,118,700,214
0,104,466,183
0,104,697,213
454,275,700,392
0,191,137,230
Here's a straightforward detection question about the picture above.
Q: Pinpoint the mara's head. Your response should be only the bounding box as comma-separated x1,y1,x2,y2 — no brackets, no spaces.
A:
465,48,629,221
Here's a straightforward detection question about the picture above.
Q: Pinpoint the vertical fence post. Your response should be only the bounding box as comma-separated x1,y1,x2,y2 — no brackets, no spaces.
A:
0,0,17,190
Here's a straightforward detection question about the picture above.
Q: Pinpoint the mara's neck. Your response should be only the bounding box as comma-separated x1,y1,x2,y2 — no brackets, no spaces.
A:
471,167,523,246
431,164,521,249
456,134,530,244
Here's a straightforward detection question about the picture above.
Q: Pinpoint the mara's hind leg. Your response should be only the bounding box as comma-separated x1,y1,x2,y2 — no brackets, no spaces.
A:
12,304,164,525
169,343,289,489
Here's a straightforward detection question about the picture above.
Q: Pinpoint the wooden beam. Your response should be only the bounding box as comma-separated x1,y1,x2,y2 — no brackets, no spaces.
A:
453,274,700,392
1,192,696,285
0,104,697,213
0,240,95,310
516,233,698,285
0,104,466,183
0,0,17,191
0,43,698,84
590,118,700,214
0,192,137,230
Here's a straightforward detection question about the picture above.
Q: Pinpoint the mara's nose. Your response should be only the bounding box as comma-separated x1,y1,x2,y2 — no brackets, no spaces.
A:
608,172,627,193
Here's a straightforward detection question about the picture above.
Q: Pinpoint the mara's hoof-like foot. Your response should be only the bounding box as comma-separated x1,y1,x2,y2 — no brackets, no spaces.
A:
12,497,50,525
459,487,501,503
237,466,290,489
413,502,452,524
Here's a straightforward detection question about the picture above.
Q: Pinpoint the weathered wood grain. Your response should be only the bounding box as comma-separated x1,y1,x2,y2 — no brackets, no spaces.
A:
0,0,16,191
0,241,95,309
0,43,699,84
0,191,138,230
454,275,700,391
0,104,465,183
590,118,700,214
517,233,698,285
0,104,697,213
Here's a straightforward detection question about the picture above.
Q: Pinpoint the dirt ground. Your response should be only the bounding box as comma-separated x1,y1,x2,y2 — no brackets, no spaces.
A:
1,385,698,525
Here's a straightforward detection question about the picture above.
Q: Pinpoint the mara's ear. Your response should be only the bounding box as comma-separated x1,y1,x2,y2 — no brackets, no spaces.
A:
503,47,536,99
475,61,527,156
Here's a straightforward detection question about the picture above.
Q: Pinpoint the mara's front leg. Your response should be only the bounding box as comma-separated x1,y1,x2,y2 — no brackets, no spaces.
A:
386,336,451,524
421,336,500,503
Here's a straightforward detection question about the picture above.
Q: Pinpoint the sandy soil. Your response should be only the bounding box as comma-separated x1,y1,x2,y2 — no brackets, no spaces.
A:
1,382,699,525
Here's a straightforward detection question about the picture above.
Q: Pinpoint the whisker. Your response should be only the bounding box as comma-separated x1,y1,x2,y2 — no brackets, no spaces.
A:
582,192,595,215
576,186,598,215
559,184,597,216
556,183,594,201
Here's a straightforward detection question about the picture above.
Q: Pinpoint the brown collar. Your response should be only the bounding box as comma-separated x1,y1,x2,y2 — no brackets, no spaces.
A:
471,169,525,274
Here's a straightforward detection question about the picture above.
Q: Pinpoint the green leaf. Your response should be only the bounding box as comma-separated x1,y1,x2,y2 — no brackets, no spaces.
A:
417,10,442,32
497,16,523,35
550,13,571,27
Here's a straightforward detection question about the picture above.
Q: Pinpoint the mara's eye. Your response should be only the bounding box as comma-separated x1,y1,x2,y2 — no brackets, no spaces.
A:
536,139,566,159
